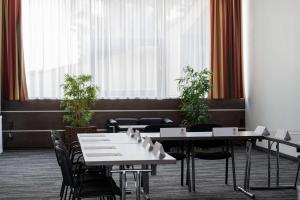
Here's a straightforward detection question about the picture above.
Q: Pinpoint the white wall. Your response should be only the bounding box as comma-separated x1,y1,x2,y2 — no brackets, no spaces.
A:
244,0,300,157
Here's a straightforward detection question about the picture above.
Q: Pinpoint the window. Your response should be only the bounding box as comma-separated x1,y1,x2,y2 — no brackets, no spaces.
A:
22,0,210,99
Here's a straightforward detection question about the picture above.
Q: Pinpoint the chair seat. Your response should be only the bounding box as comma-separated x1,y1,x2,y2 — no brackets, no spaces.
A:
194,151,231,160
77,176,121,197
78,173,107,183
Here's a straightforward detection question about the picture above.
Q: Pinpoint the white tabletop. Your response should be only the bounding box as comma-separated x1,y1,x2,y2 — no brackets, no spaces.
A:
264,132,300,148
140,131,262,140
79,131,262,142
78,133,176,166
78,131,263,166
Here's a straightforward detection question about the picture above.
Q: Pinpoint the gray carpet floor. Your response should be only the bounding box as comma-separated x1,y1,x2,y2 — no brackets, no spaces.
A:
0,147,298,200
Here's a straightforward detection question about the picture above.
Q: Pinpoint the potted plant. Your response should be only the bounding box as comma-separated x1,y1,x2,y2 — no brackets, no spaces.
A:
177,66,211,126
60,74,98,146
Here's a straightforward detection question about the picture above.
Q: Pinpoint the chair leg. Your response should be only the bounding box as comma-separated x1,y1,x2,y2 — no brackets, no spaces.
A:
225,158,228,184
181,159,184,186
60,182,65,200
64,186,69,200
71,187,78,200
68,188,73,200
186,157,190,186
231,143,237,190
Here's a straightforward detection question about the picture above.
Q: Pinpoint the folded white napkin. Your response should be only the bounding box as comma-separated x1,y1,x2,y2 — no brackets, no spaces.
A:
254,126,270,136
143,136,154,151
153,142,166,159
275,129,291,141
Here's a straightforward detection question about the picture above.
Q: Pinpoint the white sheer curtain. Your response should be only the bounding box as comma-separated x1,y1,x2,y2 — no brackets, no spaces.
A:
22,0,210,99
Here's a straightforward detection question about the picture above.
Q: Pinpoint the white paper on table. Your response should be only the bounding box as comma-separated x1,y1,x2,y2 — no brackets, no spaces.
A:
81,139,110,142
80,134,106,138
85,152,122,157
84,146,116,150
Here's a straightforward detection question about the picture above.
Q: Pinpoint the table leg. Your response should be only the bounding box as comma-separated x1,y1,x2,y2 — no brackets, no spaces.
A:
231,141,237,190
252,140,296,190
243,142,249,188
294,158,300,188
119,165,124,189
246,141,252,190
136,171,141,200
276,142,280,187
192,141,195,192
237,140,255,198
121,171,127,200
186,142,191,192
268,140,271,187
150,164,157,176
141,165,150,199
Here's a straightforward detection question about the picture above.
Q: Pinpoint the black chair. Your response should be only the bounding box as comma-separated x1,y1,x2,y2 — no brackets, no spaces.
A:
144,125,187,186
51,131,84,200
51,131,108,199
51,131,83,165
188,124,236,190
54,145,120,200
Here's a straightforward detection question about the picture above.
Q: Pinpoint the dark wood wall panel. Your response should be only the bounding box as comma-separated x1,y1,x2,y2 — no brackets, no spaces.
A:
3,131,52,148
2,112,64,130
1,99,245,149
2,99,245,110
208,111,244,127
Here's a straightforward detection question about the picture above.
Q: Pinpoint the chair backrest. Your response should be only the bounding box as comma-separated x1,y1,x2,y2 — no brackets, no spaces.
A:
188,124,222,132
139,118,163,125
189,124,225,148
144,124,174,132
50,130,64,143
52,133,69,168
51,133,61,144
55,145,74,186
51,131,68,151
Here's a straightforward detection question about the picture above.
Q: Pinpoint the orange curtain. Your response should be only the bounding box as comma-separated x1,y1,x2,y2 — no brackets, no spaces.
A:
210,0,243,99
1,0,28,101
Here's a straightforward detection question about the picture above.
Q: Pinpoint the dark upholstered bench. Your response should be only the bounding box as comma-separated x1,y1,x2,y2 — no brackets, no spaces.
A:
106,117,174,132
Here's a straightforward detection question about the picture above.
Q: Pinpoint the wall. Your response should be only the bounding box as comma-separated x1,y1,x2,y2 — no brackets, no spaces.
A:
1,99,245,148
244,0,300,157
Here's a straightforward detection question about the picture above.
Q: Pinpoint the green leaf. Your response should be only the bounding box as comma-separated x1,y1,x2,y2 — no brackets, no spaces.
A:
177,66,211,126
60,74,98,127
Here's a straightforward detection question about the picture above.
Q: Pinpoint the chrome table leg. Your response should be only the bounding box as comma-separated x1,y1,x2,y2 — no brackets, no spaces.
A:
121,171,127,200
276,142,280,187
268,140,271,187
192,142,196,192
251,140,295,190
237,140,255,198
136,171,141,200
